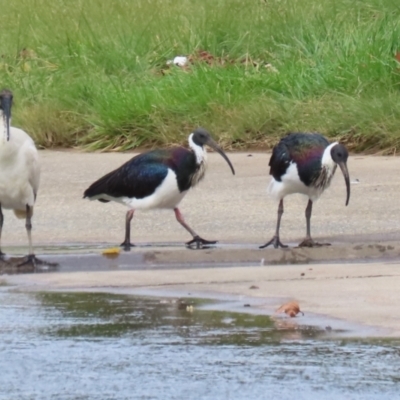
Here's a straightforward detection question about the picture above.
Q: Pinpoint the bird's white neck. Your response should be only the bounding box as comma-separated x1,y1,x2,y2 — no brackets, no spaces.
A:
309,142,338,191
321,142,338,172
188,133,207,165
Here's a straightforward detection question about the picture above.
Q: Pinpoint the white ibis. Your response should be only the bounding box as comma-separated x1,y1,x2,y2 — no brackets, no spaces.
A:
0,89,43,265
84,128,235,249
260,132,350,248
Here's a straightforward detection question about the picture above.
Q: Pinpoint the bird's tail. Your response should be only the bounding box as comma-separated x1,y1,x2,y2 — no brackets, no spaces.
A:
13,208,34,219
83,169,116,200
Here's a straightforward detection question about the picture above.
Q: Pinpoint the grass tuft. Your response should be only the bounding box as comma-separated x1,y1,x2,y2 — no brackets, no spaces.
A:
0,0,400,152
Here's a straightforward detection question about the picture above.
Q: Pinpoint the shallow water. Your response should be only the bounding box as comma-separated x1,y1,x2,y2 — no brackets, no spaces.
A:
1,288,400,400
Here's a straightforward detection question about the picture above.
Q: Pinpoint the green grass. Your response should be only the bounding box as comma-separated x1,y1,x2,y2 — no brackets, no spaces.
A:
1,0,400,152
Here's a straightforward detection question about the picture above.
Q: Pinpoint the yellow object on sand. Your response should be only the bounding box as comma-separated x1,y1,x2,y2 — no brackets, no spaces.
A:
102,247,121,257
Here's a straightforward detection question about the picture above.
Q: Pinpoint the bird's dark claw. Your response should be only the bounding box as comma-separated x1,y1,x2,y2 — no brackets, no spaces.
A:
259,236,288,249
120,241,135,252
186,236,217,249
298,238,331,248
17,254,58,269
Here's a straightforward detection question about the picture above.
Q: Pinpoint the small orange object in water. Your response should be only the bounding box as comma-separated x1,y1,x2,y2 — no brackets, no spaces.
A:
275,301,304,318
102,247,121,259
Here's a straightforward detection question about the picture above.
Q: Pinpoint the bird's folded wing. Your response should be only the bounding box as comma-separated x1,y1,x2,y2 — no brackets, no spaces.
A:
84,161,169,200
269,142,291,181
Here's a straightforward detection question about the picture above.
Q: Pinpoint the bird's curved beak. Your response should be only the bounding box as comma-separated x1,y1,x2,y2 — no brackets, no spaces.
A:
206,138,235,175
338,161,350,206
2,96,11,142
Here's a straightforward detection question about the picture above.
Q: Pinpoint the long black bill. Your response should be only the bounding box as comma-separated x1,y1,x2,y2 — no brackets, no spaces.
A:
206,138,235,175
1,94,11,142
338,161,350,206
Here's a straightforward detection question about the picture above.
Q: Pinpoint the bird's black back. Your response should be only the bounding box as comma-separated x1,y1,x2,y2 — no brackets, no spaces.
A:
83,147,198,201
269,133,330,186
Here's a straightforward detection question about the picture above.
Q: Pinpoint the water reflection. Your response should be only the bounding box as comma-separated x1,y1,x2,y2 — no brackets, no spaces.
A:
0,289,400,400
37,292,325,344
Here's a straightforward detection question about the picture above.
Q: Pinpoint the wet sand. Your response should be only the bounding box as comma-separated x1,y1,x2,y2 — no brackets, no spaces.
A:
1,151,400,336
4,258,400,337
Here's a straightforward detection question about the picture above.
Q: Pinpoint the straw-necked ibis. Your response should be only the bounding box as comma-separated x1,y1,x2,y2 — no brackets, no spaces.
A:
84,128,235,249
260,132,350,248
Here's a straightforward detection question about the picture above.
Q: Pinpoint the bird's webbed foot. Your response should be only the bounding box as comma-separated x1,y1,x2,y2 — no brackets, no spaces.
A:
259,235,288,249
185,236,217,250
120,241,135,252
17,255,58,269
298,237,331,248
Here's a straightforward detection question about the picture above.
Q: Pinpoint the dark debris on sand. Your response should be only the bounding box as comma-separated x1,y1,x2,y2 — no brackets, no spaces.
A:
0,256,58,274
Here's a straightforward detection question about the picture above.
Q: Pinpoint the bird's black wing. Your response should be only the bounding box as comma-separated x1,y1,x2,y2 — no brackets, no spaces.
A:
268,141,292,182
83,152,170,201
269,133,329,184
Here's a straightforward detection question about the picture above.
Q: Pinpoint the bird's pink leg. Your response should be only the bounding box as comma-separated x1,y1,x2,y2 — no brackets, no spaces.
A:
174,208,217,249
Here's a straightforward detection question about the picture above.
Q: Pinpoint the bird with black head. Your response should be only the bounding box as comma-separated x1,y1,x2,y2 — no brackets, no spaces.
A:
84,128,235,249
260,132,350,249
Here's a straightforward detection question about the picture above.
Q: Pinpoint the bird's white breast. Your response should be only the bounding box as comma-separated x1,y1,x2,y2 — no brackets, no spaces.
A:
268,162,326,202
0,127,40,210
268,142,339,202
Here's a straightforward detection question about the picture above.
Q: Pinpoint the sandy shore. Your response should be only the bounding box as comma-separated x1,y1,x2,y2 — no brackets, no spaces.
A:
2,150,400,246
5,259,400,337
2,150,400,336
